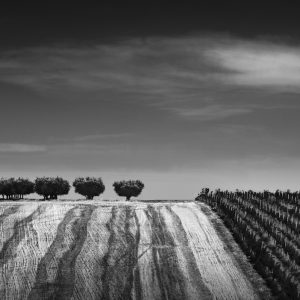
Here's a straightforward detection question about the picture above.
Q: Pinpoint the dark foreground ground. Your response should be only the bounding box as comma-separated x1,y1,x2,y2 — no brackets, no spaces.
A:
0,201,271,299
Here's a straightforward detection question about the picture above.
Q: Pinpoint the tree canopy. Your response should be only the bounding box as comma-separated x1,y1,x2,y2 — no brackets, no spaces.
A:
73,177,105,200
0,177,34,200
34,177,70,200
113,180,144,200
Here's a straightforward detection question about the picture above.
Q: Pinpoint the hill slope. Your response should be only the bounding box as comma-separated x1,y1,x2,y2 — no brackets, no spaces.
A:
0,201,270,299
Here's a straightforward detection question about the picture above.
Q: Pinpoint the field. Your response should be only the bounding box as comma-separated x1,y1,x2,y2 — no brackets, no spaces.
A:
0,201,270,300
200,190,300,299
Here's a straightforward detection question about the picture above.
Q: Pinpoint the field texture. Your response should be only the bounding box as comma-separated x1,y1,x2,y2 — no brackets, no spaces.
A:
200,191,300,299
0,201,269,300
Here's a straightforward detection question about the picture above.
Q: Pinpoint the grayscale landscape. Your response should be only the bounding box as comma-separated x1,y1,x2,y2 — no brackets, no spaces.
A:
1,2,300,299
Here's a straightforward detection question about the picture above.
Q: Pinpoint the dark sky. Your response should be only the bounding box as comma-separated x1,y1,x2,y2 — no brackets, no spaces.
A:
1,2,300,198
1,2,300,46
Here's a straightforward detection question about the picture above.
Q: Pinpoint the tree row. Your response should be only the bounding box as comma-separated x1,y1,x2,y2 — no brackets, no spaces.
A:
0,177,144,201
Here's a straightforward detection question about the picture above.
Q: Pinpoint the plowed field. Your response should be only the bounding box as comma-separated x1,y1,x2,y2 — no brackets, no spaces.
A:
0,201,270,300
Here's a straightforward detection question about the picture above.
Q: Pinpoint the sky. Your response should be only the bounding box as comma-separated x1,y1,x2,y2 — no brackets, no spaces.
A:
1,2,300,199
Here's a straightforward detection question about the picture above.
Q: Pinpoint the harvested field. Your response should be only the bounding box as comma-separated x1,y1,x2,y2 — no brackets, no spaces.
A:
0,201,271,300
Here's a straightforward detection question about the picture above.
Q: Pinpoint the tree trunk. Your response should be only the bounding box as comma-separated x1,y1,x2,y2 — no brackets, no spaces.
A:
126,196,131,201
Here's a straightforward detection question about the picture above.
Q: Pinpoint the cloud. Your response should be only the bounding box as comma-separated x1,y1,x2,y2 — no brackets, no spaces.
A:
67,133,132,142
50,133,132,143
0,39,212,99
172,105,252,120
0,143,47,153
3,36,300,93
205,40,300,88
1,35,299,125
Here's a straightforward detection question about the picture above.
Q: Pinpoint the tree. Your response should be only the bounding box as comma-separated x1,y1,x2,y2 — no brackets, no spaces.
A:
113,180,144,201
0,179,4,199
14,178,34,199
34,177,70,200
0,178,15,199
0,177,34,200
73,177,105,200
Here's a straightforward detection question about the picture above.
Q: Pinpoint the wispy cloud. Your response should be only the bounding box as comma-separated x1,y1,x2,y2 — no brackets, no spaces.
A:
0,143,47,153
205,40,300,88
50,133,132,143
68,133,132,142
3,36,300,93
1,35,299,124
172,105,252,120
0,39,212,98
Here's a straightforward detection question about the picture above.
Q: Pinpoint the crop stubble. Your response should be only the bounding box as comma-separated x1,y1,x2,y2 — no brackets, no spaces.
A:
0,201,269,300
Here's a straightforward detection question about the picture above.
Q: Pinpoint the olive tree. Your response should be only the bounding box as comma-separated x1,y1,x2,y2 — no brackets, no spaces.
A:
0,179,4,199
0,178,15,199
14,178,34,199
113,180,144,201
73,177,105,200
0,177,34,200
34,177,70,200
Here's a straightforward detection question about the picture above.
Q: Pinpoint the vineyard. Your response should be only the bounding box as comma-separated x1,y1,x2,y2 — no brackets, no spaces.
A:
0,201,270,300
197,189,300,299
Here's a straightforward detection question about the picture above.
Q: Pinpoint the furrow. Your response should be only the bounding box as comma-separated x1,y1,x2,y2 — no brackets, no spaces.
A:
0,204,45,299
163,206,213,300
0,206,20,224
0,204,72,300
145,205,188,300
101,206,140,300
71,206,113,300
0,204,38,253
28,205,95,300
135,208,162,300
171,202,259,300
